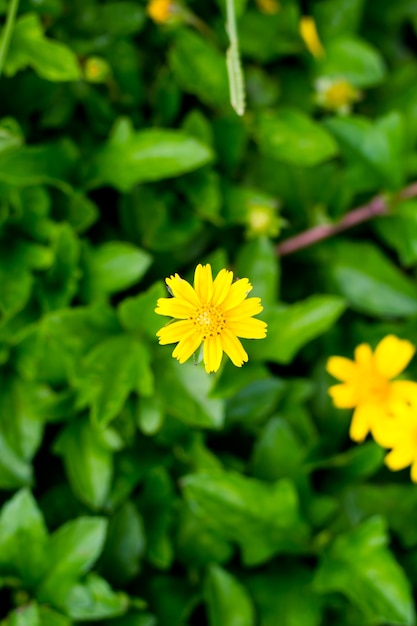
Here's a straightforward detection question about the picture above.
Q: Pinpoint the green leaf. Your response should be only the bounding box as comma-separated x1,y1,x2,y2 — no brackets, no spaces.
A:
119,282,165,339
3,603,40,626
204,564,255,626
247,565,322,626
83,241,152,298
6,14,81,81
205,564,255,626
181,470,309,565
87,118,213,191
169,30,230,109
53,416,122,510
251,417,304,481
0,141,76,188
37,517,108,607
316,36,386,88
100,501,146,585
65,573,129,620
250,295,346,364
74,335,153,426
313,0,365,40
38,223,80,309
235,238,280,306
155,358,225,430
325,113,405,190
139,468,176,570
255,109,338,167
319,239,417,317
313,517,415,625
374,199,417,267
0,489,48,585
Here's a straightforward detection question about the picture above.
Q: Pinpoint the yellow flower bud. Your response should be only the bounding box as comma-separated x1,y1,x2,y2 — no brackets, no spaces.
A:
256,0,281,15
299,16,325,59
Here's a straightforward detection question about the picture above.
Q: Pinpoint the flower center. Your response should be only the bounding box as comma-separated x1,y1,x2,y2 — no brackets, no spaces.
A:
191,305,226,339
359,373,390,405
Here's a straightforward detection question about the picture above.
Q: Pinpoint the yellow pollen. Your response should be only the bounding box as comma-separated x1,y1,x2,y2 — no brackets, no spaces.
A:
191,306,225,338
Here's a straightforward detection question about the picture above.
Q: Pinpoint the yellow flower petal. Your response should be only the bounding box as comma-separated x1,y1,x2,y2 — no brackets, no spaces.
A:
374,335,415,379
410,460,417,483
166,274,200,308
371,414,400,448
172,330,202,364
155,297,194,319
222,278,252,310
220,329,248,367
194,264,213,304
390,380,417,406
349,404,378,442
203,334,223,373
226,297,263,321
156,320,195,345
354,343,373,368
326,356,356,382
227,318,267,339
328,383,358,408
385,446,414,471
299,16,325,59
211,269,234,306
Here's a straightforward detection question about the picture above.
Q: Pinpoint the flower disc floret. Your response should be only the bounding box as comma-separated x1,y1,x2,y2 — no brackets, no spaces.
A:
155,264,267,373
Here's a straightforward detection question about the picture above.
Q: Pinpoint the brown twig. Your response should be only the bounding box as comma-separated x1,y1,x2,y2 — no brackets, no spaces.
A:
276,182,417,257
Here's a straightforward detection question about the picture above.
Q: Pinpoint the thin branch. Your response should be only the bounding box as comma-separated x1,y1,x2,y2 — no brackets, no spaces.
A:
0,0,20,79
276,182,417,257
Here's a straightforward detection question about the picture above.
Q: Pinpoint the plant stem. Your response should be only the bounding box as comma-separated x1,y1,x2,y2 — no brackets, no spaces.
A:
0,0,20,79
276,182,417,257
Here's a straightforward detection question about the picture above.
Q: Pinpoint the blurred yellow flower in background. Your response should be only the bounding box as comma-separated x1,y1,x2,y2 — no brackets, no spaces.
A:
299,16,325,58
155,264,267,373
147,0,173,23
373,398,417,483
327,335,417,442
315,77,361,115
256,0,280,15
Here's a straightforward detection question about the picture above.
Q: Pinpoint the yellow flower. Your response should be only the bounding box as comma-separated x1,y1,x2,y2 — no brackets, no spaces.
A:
315,77,360,115
327,335,417,442
372,399,417,483
155,264,267,373
246,204,282,239
299,16,325,59
147,0,173,23
256,0,280,15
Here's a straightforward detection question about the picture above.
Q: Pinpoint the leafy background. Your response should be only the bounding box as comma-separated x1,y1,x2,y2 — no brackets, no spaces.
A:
1,0,417,624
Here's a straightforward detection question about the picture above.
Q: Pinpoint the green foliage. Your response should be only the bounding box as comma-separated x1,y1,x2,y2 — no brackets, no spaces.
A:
1,0,417,624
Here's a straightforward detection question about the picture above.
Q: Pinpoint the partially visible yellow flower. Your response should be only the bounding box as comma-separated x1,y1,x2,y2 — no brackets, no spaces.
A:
84,57,111,84
372,398,417,483
256,0,280,15
246,204,283,239
155,264,267,373
327,335,417,442
147,0,174,23
315,77,361,115
299,16,325,59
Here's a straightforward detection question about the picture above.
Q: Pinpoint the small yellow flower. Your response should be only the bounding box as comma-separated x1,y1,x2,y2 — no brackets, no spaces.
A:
372,399,417,483
256,0,280,15
155,264,267,373
299,16,325,59
84,57,111,84
147,0,173,23
327,335,417,442
246,204,282,239
315,77,360,115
